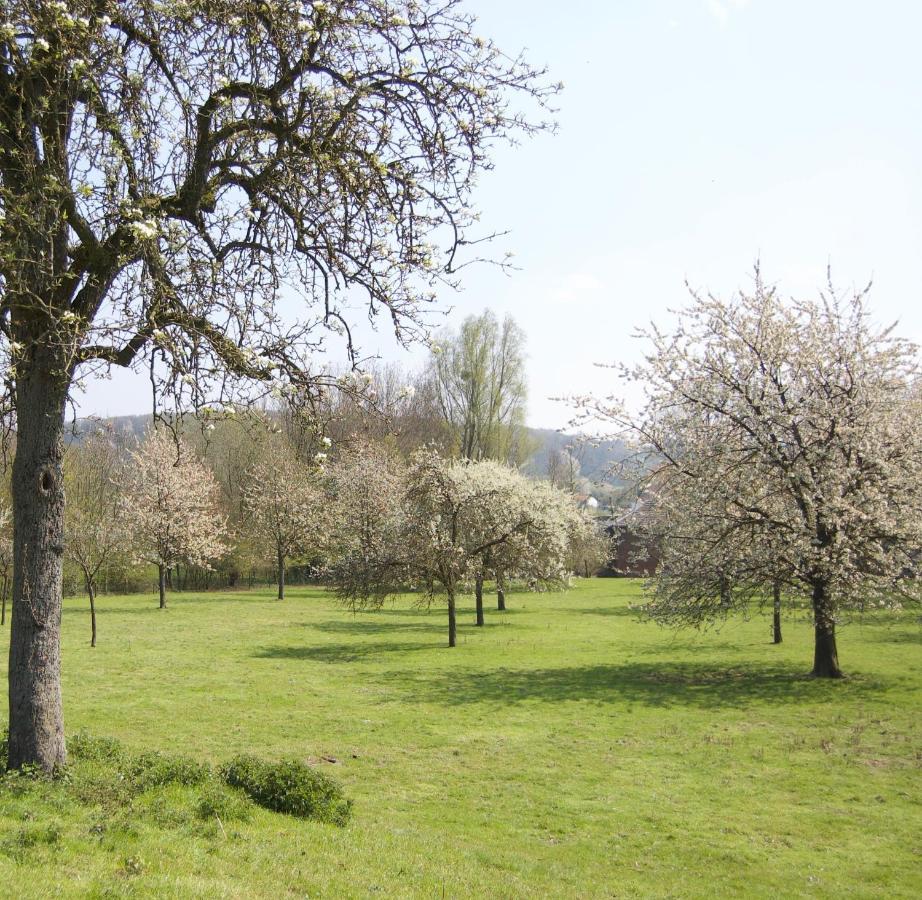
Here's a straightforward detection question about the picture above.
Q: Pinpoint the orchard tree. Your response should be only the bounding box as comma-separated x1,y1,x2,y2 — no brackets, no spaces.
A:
64,429,127,647
580,271,922,677
332,450,561,647
120,430,228,609
0,1,555,769
327,439,406,605
242,434,327,600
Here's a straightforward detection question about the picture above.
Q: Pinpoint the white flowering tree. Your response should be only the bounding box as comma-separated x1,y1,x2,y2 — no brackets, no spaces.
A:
64,430,128,647
0,1,555,768
330,450,572,646
579,272,922,678
242,435,328,600
120,431,228,610
326,440,407,606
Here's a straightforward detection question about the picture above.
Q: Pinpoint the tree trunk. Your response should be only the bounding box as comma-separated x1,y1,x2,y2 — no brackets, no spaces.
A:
277,548,285,601
447,591,457,648
584,559,589,579
811,580,842,678
1,574,7,625
158,564,167,609
475,575,484,626
772,580,782,644
7,362,69,772
497,572,506,611
88,582,97,649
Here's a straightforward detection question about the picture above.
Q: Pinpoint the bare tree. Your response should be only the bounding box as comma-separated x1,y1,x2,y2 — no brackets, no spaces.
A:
0,2,554,769
64,429,127,646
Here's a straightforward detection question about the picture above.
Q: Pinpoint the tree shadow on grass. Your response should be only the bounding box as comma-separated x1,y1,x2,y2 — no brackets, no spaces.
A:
308,618,446,636
576,605,642,619
253,640,443,663
387,661,890,709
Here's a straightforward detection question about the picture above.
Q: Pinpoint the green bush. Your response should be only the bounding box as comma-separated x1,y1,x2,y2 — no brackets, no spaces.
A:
195,782,253,823
67,731,124,763
128,751,212,791
221,755,352,826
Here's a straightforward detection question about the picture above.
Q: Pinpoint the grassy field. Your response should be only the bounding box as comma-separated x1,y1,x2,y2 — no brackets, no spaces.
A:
1,579,921,898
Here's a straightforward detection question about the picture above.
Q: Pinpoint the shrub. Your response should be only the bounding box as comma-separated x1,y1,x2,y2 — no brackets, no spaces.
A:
221,755,352,826
195,782,253,823
67,732,124,763
128,751,211,791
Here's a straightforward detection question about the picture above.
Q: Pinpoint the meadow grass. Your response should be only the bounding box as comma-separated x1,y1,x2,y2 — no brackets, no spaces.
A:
1,579,920,898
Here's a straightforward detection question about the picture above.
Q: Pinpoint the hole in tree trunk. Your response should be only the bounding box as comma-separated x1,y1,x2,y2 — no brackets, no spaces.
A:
40,470,53,493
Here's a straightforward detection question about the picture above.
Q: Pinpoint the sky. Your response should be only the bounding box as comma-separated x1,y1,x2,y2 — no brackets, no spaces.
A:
80,0,922,430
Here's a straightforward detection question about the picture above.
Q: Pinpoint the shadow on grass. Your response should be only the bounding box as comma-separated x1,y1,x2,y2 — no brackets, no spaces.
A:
387,661,889,709
576,605,642,618
253,639,444,663
309,618,445,636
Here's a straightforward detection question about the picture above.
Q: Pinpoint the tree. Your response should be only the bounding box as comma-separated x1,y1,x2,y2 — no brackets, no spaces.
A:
331,450,571,646
0,501,10,626
64,430,127,647
0,2,554,769
242,435,326,600
120,431,227,610
581,271,922,677
427,311,532,465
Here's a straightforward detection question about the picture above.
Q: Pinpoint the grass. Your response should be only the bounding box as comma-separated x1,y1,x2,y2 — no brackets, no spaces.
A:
1,579,921,898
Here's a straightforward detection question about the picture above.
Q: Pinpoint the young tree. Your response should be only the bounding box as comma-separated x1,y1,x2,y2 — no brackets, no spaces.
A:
121,431,228,610
64,430,127,647
581,272,922,677
426,311,533,466
0,503,11,627
331,451,571,646
242,436,326,600
0,2,554,769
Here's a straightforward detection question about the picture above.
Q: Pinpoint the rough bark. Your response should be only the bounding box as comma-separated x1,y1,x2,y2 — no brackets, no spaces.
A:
810,580,842,678
447,590,457,648
475,575,484,626
497,572,506,611
158,564,167,609
772,580,782,644
277,547,285,601
7,358,69,772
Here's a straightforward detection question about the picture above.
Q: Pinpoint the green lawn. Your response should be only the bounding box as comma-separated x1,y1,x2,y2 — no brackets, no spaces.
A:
1,579,921,898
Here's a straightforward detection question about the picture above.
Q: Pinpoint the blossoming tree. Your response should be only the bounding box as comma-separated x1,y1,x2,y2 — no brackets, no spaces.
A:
580,271,922,677
242,435,327,600
0,1,554,769
120,431,228,610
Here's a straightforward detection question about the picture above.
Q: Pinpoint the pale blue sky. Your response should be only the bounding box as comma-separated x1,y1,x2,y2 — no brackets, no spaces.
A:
81,0,922,429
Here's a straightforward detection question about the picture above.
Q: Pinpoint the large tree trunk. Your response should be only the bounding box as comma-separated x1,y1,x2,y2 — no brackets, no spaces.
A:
158,564,167,609
497,572,506,611
772,580,782,644
277,547,285,601
475,575,484,626
7,362,69,772
811,580,842,678
447,591,457,648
